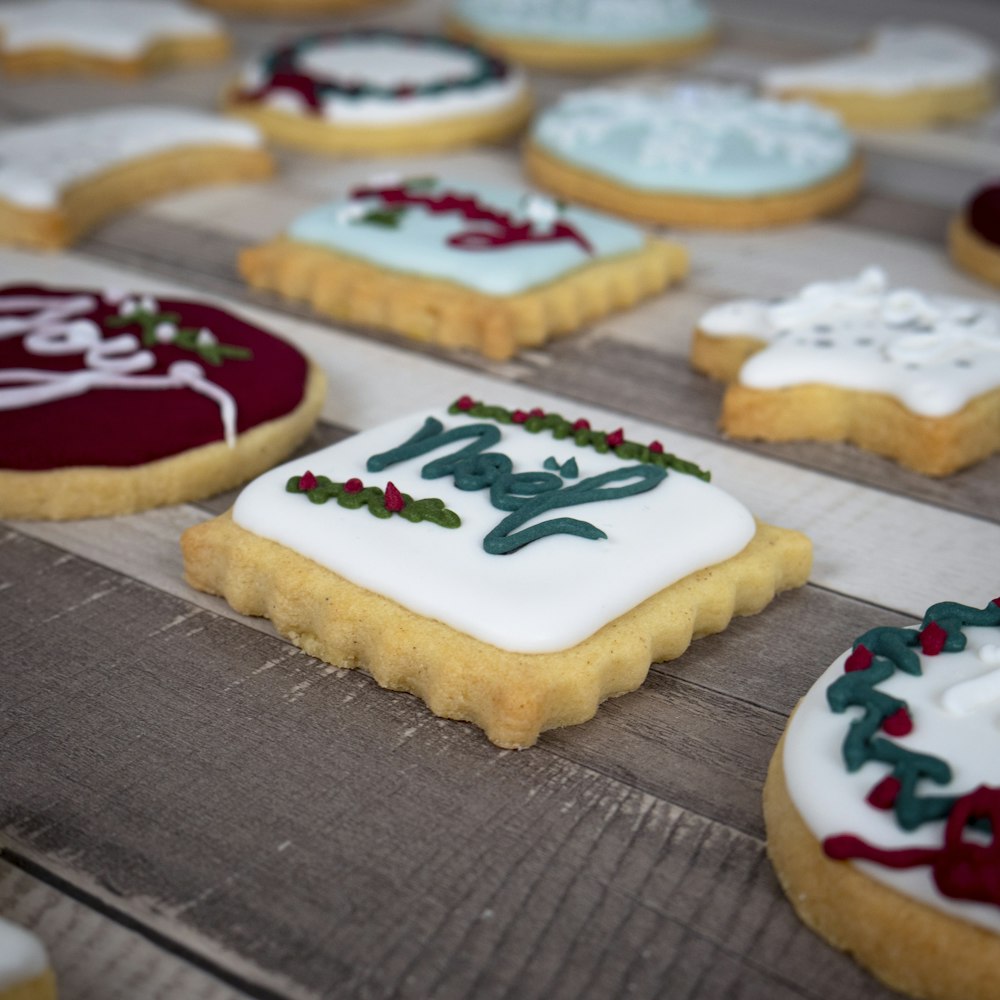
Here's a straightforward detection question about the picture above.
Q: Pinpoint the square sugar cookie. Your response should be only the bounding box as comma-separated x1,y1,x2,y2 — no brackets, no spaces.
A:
182,397,812,747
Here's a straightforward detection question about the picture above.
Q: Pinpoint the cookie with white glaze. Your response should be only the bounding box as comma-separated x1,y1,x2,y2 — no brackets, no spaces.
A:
0,285,325,520
692,267,1000,476
762,25,997,129
764,598,1000,1000
0,0,228,78
446,0,715,73
0,917,56,1000
949,181,1000,291
226,30,532,156
525,84,862,229
0,107,273,251
239,175,688,360
182,396,811,748
195,0,391,13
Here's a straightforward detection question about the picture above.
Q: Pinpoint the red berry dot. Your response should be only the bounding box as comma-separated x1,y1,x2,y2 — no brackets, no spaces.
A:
343,478,363,493
845,645,873,672
649,440,664,454
920,621,947,655
572,418,590,431
512,409,529,423
606,428,625,448
882,707,913,737
298,471,317,491
866,775,902,810
384,481,405,512
456,395,475,411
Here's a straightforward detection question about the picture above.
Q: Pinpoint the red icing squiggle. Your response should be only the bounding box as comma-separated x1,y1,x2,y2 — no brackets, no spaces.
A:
0,286,308,471
350,183,595,255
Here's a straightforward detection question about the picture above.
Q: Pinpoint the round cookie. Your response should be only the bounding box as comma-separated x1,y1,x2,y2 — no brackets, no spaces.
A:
227,30,532,156
0,285,326,520
949,181,1000,291
525,84,862,229
0,0,229,78
762,25,997,129
446,0,715,73
195,0,392,12
764,598,1000,1000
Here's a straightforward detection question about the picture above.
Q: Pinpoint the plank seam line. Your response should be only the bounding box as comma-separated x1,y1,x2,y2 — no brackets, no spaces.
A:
0,848,287,1000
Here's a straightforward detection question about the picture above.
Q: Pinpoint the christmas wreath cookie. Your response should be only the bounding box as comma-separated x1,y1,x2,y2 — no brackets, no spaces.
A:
764,598,1000,1000
0,107,273,251
239,175,688,359
0,0,228,78
446,0,715,73
525,84,862,229
0,917,56,1000
949,181,1000,291
0,285,325,520
762,25,997,129
692,267,1000,476
182,396,812,748
226,30,531,156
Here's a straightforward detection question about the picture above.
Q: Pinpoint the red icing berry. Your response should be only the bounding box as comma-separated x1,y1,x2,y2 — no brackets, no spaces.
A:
845,645,873,672
512,409,529,424
343,478,363,493
529,407,545,418
649,440,664,454
456,395,475,411
298,470,317,492
882,707,913,737
606,428,625,448
384,481,405,512
920,621,948,655
993,597,1000,607
867,775,902,810
572,418,590,431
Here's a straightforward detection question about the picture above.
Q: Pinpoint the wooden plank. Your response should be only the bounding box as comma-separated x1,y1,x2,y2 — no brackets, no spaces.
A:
0,860,250,1000
1,529,905,1000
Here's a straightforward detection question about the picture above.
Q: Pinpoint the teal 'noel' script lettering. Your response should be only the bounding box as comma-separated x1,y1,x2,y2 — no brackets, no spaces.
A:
367,417,666,554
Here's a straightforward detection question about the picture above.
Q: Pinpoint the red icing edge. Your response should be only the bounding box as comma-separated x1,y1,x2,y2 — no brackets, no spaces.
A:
0,286,309,471
966,182,1000,248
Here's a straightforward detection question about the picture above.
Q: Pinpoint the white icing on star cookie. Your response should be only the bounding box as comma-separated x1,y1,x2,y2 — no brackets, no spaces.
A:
763,24,998,96
232,404,755,653
700,267,1000,417
0,917,49,992
0,106,263,210
0,0,222,59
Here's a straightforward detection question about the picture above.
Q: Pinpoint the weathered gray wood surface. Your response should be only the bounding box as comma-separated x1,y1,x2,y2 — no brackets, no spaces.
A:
2,0,999,997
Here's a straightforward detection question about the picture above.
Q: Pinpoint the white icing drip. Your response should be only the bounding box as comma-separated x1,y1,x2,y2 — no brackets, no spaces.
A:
0,0,221,58
0,107,263,210
0,918,48,991
699,268,1000,417
0,293,238,446
231,406,756,653
784,624,1000,933
238,37,528,126
763,24,998,96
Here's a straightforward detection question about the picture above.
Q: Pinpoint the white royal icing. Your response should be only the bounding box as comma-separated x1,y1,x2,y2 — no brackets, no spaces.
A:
0,917,48,992
0,0,221,59
237,34,528,126
450,0,712,45
0,106,263,211
763,25,998,97
700,267,1000,417
784,620,1000,934
286,177,646,296
0,292,238,445
531,84,854,197
232,405,756,653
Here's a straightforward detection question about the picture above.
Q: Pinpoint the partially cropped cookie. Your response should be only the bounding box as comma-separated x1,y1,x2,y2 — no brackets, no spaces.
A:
447,0,715,72
0,917,56,1000
0,0,228,78
949,181,1000,290
762,25,997,129
240,175,688,359
226,30,531,156
0,107,273,251
0,285,325,520
195,0,390,12
692,267,1000,476
525,84,861,229
764,598,1000,1000
182,396,811,748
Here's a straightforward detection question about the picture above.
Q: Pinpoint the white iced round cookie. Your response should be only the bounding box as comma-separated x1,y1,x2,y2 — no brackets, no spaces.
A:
0,106,263,211
234,30,528,126
0,917,51,994
782,600,1000,934
0,0,222,59
701,267,1000,417
763,24,997,97
232,402,754,653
